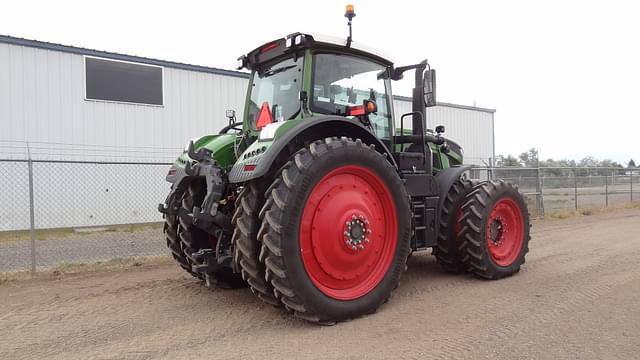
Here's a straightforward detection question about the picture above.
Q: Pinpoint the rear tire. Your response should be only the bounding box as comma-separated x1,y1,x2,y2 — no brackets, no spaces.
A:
459,179,531,279
178,180,245,288
433,178,478,273
231,182,280,306
259,138,411,323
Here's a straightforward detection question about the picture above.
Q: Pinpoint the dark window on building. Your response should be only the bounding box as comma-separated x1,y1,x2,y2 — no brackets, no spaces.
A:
85,57,163,105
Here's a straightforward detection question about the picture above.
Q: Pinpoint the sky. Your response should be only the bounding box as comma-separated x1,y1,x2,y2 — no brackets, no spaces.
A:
2,0,639,164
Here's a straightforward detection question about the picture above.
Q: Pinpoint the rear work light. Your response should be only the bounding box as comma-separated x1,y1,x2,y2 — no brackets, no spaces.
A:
286,34,305,48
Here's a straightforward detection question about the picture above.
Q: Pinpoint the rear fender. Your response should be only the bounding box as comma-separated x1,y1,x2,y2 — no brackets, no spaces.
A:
435,165,473,211
228,116,397,184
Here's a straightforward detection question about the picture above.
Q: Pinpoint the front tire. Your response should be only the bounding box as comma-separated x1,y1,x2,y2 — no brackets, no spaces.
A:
259,138,411,323
459,179,531,279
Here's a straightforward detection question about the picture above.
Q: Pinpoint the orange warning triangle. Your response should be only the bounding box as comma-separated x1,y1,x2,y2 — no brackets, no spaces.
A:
256,102,273,129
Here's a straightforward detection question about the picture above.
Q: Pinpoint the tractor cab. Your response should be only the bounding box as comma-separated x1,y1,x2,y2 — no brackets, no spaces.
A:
235,28,448,177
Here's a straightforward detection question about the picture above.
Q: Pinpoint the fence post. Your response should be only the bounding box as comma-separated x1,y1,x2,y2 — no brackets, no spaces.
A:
573,168,578,210
605,172,609,208
27,144,36,274
631,171,634,202
536,161,544,217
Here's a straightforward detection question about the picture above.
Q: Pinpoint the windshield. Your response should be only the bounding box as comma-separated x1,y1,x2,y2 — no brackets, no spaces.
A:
247,57,303,129
311,53,392,139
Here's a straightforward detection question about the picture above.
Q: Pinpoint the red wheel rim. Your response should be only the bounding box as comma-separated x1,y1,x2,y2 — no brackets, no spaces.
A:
485,197,524,266
299,165,398,300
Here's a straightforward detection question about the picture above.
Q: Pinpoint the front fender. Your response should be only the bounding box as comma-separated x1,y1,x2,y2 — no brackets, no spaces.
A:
227,116,397,184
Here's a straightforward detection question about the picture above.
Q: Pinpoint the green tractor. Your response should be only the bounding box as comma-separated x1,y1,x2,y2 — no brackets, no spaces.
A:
159,6,530,324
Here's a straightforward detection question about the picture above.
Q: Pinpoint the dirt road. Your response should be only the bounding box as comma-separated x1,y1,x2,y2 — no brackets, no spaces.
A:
2,209,639,360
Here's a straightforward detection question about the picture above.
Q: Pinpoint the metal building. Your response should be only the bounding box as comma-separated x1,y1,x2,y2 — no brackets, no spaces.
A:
1,35,495,164
0,35,495,230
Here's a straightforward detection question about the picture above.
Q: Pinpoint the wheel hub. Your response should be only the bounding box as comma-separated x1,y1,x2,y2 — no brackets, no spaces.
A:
344,214,371,251
299,165,398,300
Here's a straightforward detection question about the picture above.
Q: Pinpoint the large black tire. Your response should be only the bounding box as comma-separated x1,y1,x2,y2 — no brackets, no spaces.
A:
163,205,195,277
259,137,411,323
459,179,531,279
177,180,245,288
433,178,478,273
231,182,279,306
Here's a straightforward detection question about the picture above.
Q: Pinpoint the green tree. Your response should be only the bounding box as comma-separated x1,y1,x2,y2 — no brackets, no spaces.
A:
495,154,521,167
629,159,637,168
518,148,539,167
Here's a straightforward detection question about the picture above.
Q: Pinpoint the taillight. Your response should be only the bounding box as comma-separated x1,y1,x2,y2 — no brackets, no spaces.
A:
260,42,279,53
244,164,257,171
256,102,273,129
348,105,366,116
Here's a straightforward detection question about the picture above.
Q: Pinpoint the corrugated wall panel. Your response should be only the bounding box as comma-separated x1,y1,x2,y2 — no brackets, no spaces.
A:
0,42,492,165
0,43,248,162
393,99,494,165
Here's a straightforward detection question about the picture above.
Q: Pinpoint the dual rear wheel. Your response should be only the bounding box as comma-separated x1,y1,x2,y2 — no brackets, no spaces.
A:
435,178,530,278
236,137,411,323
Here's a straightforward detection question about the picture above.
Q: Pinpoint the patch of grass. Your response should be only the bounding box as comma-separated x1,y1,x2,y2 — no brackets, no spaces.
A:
543,201,640,220
0,222,163,243
547,208,578,219
0,255,172,284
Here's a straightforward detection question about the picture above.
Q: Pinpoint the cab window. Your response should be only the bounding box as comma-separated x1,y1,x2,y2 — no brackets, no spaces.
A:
312,53,392,139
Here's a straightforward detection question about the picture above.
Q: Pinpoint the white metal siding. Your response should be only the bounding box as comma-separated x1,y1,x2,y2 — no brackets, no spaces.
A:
0,42,247,162
0,41,495,230
393,99,494,166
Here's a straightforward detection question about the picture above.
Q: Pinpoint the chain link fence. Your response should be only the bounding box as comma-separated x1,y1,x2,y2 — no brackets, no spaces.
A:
470,166,639,218
0,159,172,274
1,159,638,274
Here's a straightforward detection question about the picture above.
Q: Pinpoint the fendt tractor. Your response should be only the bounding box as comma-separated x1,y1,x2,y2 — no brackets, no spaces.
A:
159,6,530,324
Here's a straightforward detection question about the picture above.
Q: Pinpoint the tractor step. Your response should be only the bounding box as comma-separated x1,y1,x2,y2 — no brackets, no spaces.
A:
411,196,439,250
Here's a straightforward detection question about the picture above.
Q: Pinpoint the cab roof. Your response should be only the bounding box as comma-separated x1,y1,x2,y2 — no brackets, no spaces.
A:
240,33,395,70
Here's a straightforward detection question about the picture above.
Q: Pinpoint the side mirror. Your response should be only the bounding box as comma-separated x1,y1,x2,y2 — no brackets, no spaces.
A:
423,69,436,108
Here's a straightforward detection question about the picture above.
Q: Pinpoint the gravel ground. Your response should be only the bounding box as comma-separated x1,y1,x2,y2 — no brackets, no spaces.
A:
1,209,639,359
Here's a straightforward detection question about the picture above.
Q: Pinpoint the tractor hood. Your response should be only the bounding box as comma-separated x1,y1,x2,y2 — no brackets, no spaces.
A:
165,134,237,183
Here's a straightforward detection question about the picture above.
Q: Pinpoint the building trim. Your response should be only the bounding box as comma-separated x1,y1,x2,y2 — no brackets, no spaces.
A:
0,34,250,79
